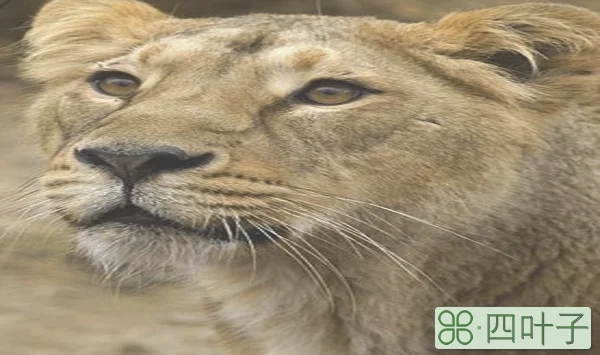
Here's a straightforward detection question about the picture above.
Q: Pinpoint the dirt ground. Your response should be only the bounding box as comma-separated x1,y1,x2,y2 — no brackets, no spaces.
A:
1,1,599,355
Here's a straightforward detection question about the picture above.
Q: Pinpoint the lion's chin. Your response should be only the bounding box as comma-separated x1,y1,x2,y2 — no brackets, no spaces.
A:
71,223,253,286
67,205,290,285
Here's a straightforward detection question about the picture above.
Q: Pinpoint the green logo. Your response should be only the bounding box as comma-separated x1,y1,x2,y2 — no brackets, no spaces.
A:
435,307,591,350
438,310,474,345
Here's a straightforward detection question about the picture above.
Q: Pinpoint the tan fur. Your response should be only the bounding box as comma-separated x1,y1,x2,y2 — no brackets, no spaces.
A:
20,1,600,354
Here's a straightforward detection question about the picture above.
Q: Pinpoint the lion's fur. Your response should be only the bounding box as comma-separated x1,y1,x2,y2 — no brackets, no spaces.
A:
20,1,600,354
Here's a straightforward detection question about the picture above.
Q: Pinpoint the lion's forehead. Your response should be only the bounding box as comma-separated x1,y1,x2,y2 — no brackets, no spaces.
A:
135,30,334,66
107,18,377,96
130,15,362,66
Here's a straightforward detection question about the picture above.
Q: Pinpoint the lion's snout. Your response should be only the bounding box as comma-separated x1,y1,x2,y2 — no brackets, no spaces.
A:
73,146,217,187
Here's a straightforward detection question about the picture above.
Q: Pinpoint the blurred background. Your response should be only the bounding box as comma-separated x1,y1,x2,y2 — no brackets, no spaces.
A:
0,1,599,354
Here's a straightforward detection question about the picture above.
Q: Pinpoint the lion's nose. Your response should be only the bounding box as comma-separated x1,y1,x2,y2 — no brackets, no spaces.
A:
74,146,215,185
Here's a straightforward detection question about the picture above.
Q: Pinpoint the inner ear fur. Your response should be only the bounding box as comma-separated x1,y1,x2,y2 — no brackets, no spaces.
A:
21,0,169,82
424,3,600,80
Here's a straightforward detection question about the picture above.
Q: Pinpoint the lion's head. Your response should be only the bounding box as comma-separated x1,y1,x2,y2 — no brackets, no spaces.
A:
21,0,599,286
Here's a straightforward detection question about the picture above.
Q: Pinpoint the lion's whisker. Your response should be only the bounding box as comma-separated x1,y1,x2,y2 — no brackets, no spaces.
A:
257,211,358,316
270,201,368,258
235,213,258,281
281,187,515,260
272,197,456,302
248,220,335,307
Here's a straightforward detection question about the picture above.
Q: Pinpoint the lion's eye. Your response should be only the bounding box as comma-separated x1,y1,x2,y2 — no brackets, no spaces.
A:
89,72,140,98
297,80,364,106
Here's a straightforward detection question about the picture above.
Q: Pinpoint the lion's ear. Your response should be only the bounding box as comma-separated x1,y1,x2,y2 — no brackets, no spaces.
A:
423,4,600,79
22,0,169,82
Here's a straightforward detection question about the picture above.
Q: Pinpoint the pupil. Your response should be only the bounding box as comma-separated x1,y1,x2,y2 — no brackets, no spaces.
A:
110,79,132,87
318,87,344,95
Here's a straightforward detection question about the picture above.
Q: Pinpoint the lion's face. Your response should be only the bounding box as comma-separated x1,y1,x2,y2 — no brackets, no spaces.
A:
22,0,599,279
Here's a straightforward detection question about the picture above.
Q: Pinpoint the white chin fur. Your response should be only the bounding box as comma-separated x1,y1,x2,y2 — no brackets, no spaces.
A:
74,225,240,284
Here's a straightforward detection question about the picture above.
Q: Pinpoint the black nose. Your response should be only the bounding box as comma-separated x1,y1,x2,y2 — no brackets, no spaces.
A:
74,147,215,185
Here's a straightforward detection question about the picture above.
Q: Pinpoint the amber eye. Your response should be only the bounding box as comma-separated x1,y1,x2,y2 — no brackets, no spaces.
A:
297,80,364,106
90,71,140,98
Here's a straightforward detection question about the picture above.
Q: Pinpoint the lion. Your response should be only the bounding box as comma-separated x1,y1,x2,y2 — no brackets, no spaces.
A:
18,0,599,354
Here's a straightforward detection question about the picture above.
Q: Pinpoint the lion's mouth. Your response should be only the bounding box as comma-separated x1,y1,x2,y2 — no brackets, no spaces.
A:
84,205,282,243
